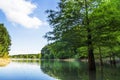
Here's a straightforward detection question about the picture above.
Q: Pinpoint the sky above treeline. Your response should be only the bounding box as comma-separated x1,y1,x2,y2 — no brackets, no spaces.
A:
0,0,59,55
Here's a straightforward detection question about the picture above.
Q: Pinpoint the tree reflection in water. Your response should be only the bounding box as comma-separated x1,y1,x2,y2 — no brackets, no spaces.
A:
41,60,120,80
41,60,91,80
89,71,96,80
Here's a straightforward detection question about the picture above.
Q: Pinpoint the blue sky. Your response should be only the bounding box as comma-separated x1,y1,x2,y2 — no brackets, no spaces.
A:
0,0,59,55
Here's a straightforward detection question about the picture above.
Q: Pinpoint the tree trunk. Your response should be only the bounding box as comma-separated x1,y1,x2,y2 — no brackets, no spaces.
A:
98,46,103,66
112,52,116,67
85,0,96,71
109,53,112,64
110,47,116,67
88,41,96,71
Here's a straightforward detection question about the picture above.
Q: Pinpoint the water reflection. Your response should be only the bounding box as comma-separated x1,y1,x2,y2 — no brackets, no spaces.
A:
0,59,120,80
89,71,96,80
41,60,89,80
97,64,120,80
0,59,56,80
11,59,40,64
41,60,120,80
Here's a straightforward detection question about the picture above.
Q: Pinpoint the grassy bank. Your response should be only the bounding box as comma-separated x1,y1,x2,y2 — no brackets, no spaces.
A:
0,58,10,66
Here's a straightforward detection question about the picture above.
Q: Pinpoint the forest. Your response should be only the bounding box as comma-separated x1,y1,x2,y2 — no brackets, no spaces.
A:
41,0,120,71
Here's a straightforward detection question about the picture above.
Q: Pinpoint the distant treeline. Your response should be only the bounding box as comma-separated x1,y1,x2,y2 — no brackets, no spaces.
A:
10,54,41,59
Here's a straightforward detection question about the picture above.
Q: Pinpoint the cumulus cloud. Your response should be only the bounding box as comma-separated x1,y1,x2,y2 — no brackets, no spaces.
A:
0,0,45,28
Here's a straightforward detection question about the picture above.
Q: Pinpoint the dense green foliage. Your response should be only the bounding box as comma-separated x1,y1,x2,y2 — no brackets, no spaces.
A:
41,0,120,70
0,24,11,57
10,54,41,59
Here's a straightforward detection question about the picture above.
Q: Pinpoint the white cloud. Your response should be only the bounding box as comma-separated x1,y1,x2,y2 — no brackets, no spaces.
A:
0,0,45,28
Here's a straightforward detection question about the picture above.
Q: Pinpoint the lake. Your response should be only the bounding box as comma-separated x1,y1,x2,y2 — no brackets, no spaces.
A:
0,59,120,80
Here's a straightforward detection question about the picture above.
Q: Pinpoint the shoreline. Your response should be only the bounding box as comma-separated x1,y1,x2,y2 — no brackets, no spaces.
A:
41,58,86,62
0,58,10,66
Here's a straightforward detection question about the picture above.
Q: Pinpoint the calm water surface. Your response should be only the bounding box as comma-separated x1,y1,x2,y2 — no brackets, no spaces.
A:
0,60,55,80
0,59,120,80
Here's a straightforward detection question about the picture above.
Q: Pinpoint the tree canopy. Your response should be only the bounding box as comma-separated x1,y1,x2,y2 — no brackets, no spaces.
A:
41,0,120,71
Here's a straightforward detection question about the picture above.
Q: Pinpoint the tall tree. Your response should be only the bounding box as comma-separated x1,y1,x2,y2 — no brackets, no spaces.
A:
0,24,11,57
45,0,120,71
46,0,97,71
89,0,120,66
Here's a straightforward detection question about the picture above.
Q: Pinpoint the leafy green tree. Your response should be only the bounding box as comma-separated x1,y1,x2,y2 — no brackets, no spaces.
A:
41,41,74,59
89,0,120,66
45,0,97,71
0,24,11,57
43,0,120,71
